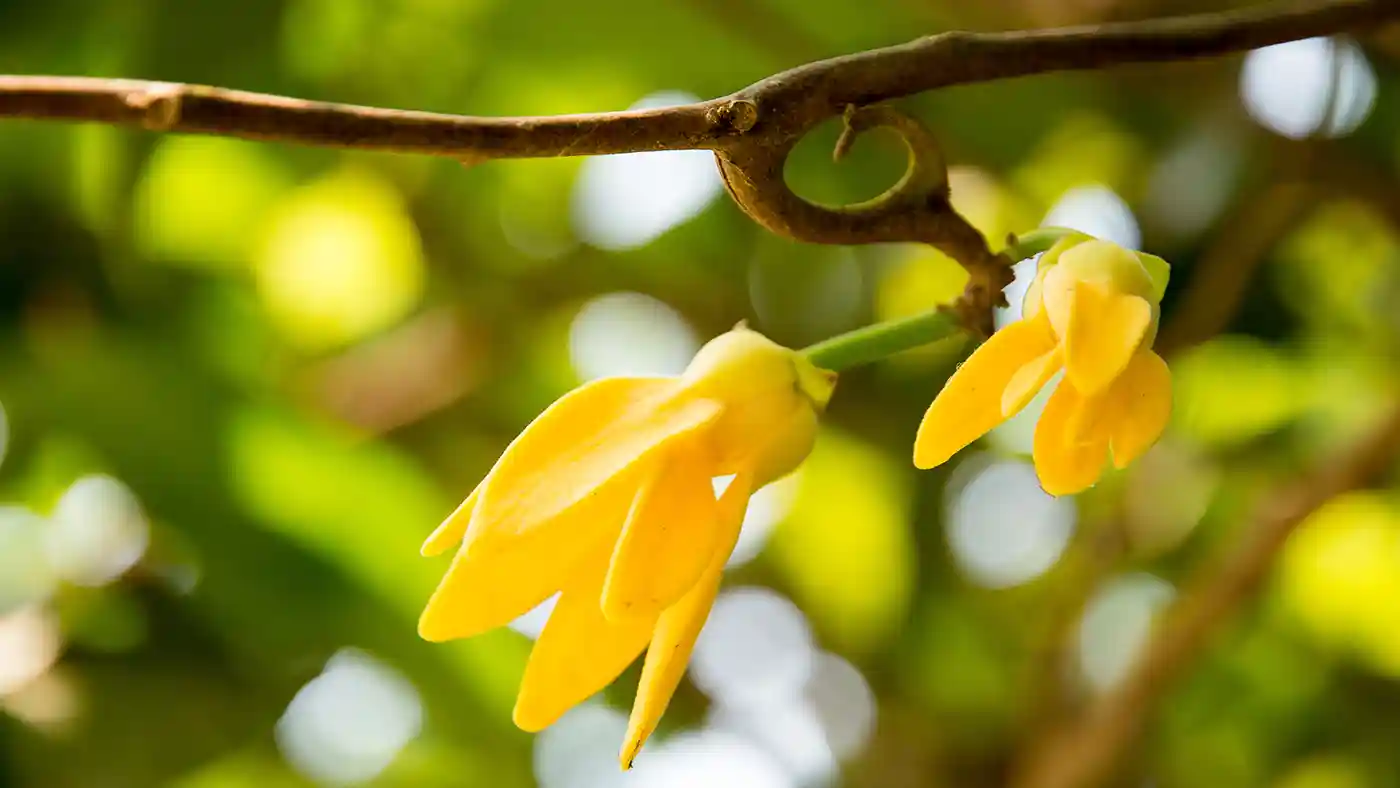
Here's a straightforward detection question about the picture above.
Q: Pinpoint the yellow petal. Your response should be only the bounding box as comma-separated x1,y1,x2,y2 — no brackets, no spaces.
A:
914,315,1056,469
602,448,721,623
417,473,637,642
1000,347,1062,417
512,543,656,733
620,471,753,769
473,377,721,547
420,483,481,557
1062,281,1152,396
1108,350,1173,469
1033,382,1109,496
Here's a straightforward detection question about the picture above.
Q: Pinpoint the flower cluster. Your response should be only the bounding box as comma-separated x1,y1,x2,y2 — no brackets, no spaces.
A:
418,328,837,767
914,235,1173,494
418,235,1171,766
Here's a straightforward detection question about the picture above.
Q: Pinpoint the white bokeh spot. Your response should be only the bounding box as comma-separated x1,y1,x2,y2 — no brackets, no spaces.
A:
46,475,150,587
1241,37,1376,140
805,652,876,762
568,292,699,382
0,607,62,696
276,649,423,786
692,587,816,708
946,457,1076,588
1042,185,1141,251
572,91,723,250
534,703,632,788
709,699,837,787
727,473,801,569
1078,573,1176,692
994,256,1041,329
510,594,559,641
636,730,793,788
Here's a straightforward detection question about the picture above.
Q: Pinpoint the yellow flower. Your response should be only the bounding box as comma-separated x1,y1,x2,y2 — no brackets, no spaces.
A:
913,236,1172,495
417,326,836,768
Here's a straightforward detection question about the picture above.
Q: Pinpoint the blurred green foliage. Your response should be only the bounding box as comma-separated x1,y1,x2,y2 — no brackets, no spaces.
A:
3,1,1400,787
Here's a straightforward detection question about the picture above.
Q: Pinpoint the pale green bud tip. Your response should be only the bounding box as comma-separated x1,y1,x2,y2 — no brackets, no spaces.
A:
1033,233,1172,305
794,356,838,411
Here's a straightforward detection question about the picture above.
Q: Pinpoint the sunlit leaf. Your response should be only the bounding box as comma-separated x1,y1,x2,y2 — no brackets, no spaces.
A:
1171,336,1307,447
1011,113,1145,209
226,407,525,717
1279,492,1400,677
254,169,425,351
134,136,292,269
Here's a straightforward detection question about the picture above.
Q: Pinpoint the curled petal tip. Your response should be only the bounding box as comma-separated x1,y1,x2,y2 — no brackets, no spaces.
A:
511,700,553,734
421,486,482,557
911,442,943,471
1040,482,1086,498
620,734,648,772
416,611,450,643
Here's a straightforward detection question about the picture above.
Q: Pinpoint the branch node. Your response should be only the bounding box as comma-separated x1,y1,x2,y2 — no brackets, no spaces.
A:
708,99,759,134
125,83,183,131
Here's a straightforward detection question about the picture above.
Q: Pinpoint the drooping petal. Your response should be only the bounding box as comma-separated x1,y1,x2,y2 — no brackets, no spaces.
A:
601,447,721,623
914,315,1057,469
417,473,638,643
1061,281,1152,396
1107,350,1173,469
472,378,722,547
620,470,753,769
1033,381,1110,497
1000,347,1062,417
420,483,481,557
512,541,657,733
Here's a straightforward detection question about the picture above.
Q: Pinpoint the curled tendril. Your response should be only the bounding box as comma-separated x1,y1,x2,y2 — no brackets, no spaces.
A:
831,104,949,209
714,104,961,244
714,103,1011,336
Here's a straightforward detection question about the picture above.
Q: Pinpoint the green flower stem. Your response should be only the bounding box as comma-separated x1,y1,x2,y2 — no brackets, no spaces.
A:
802,308,962,371
800,227,1078,371
1006,226,1078,262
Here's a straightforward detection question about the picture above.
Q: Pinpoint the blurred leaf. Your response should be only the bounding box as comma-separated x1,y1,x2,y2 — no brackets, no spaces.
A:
1171,336,1308,448
765,427,915,655
167,750,311,788
254,169,425,351
134,136,292,270
70,124,127,239
56,585,149,654
1278,492,1400,678
1274,756,1371,788
903,599,1017,743
226,405,527,718
1011,113,1146,208
877,247,968,320
1277,200,1400,337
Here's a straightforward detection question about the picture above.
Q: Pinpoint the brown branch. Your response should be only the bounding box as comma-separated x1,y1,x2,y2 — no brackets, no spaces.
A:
1154,139,1321,357
1012,402,1400,788
1,0,1392,162
0,0,1394,323
1154,180,1315,357
1016,510,1129,744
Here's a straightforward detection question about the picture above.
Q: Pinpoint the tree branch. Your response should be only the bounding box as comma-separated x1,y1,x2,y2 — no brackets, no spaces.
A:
0,0,1392,162
1012,401,1400,788
0,0,1394,328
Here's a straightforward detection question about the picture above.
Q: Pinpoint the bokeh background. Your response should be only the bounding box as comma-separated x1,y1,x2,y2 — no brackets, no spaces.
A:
3,1,1400,787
